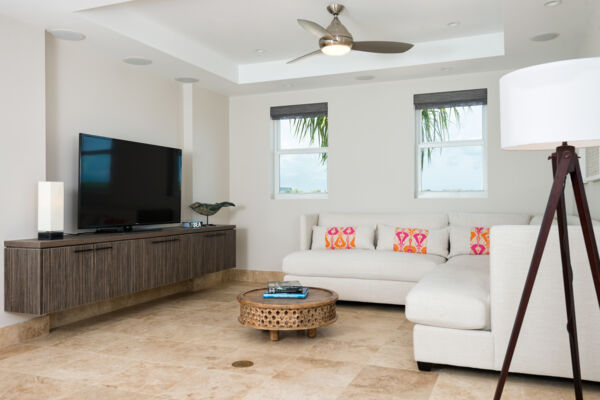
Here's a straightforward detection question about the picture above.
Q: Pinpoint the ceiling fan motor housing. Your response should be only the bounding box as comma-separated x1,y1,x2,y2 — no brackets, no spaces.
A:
320,16,353,50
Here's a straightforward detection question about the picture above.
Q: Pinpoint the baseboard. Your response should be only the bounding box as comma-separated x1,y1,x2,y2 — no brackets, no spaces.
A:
0,268,283,349
230,269,285,283
0,316,49,349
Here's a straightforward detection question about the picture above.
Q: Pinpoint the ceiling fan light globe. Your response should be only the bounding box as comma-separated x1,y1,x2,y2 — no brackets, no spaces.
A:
321,44,351,56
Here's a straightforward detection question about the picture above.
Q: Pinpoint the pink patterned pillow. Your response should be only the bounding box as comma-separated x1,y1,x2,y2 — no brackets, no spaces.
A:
393,228,429,254
325,227,356,250
470,227,490,255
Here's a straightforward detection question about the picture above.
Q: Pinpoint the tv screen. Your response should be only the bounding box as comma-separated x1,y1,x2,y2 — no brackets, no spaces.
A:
78,133,182,229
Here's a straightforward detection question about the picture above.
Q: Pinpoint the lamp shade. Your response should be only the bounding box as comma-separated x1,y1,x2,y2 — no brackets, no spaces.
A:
500,57,600,150
38,181,64,237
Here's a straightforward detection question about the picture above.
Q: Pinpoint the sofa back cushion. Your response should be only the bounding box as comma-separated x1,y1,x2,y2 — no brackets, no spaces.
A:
449,212,531,227
311,226,375,250
377,225,449,258
530,215,600,226
318,213,448,229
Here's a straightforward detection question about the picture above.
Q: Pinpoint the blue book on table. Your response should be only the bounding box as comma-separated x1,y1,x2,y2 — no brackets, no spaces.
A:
263,287,309,299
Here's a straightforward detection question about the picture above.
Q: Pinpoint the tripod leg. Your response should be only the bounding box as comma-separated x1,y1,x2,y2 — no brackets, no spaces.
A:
494,152,573,400
554,158,583,400
571,160,600,308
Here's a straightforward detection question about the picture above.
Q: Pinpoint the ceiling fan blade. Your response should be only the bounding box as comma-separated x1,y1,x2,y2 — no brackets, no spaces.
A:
287,49,322,64
297,19,333,39
352,41,414,54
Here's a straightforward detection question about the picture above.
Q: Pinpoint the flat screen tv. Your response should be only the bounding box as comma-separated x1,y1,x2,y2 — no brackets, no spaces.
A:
78,133,182,230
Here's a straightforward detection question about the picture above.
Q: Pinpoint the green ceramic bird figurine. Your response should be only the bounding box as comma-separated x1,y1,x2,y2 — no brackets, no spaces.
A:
189,201,235,226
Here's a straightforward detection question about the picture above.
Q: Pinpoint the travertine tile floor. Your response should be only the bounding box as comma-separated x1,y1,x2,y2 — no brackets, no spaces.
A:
0,281,599,399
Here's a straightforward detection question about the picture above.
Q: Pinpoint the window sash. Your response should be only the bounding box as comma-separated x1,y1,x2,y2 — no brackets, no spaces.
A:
415,106,487,197
272,120,328,198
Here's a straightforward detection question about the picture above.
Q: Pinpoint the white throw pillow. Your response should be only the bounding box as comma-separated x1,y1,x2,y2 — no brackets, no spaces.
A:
449,226,491,257
311,226,375,250
376,224,449,258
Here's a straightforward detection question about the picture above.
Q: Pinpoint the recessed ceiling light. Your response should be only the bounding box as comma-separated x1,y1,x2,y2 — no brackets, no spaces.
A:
48,29,86,41
447,21,460,28
123,57,152,66
530,32,560,42
255,49,264,54
356,75,375,81
174,77,198,83
440,67,453,72
544,0,561,6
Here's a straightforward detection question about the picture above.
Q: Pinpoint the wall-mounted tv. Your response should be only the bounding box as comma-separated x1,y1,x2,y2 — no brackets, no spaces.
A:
78,133,182,230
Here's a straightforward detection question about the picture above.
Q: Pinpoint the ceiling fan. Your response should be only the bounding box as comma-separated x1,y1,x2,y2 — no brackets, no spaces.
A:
288,3,414,64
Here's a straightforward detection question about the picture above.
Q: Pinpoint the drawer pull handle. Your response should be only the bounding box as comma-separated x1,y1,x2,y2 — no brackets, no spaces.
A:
74,248,94,253
207,233,226,238
151,238,180,244
95,246,113,251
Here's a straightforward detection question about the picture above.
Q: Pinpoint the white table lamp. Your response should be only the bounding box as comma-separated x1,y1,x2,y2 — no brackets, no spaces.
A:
38,181,64,240
495,57,600,400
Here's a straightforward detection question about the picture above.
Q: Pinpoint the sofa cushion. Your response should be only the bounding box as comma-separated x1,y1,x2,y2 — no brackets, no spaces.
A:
282,250,446,282
449,212,531,227
530,215,600,226
318,213,448,229
406,255,491,330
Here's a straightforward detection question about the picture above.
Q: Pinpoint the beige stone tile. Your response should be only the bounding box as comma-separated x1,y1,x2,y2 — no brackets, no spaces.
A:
51,330,132,353
0,343,40,361
367,344,418,371
0,346,78,376
339,365,438,400
0,371,81,400
243,378,344,400
304,338,380,364
59,386,170,400
429,368,497,400
99,360,201,394
163,369,264,399
271,356,363,389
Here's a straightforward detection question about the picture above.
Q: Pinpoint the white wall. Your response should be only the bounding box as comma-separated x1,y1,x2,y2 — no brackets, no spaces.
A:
229,71,559,270
0,14,46,328
45,36,183,232
191,86,230,224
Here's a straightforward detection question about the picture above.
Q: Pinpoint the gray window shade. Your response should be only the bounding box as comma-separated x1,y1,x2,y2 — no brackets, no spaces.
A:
270,102,328,120
414,89,487,110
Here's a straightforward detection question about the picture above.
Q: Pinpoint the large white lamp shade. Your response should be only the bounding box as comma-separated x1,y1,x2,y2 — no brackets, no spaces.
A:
38,181,64,239
500,57,600,150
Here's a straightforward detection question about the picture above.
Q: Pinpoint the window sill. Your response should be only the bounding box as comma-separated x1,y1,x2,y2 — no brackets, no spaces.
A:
273,193,328,200
417,191,488,199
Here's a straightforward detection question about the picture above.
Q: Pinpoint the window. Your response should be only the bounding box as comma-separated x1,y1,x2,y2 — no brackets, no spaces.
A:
414,89,487,198
271,103,328,199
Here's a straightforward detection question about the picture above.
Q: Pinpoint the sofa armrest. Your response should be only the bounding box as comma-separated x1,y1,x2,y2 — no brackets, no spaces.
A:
490,225,600,380
300,214,319,250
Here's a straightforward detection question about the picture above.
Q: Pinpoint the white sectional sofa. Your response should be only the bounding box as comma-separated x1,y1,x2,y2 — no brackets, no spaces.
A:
282,212,600,381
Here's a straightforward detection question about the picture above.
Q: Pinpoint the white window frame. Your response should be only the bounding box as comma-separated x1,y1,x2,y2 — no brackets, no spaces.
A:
415,105,488,198
272,119,328,200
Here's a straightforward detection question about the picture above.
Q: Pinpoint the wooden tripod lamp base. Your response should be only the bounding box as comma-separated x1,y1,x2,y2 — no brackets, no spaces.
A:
493,144,600,400
496,57,600,399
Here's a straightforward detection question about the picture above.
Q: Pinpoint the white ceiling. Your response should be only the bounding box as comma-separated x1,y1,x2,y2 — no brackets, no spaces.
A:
111,0,503,64
0,0,593,95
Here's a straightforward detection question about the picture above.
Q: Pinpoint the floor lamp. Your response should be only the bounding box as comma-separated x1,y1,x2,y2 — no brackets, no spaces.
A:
495,57,600,400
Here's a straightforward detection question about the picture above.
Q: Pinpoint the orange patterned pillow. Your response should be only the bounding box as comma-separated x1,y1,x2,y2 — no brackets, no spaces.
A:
470,227,490,255
325,227,356,250
393,228,429,254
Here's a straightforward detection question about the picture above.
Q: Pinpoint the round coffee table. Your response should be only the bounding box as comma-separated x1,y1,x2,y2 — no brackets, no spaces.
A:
237,287,338,341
